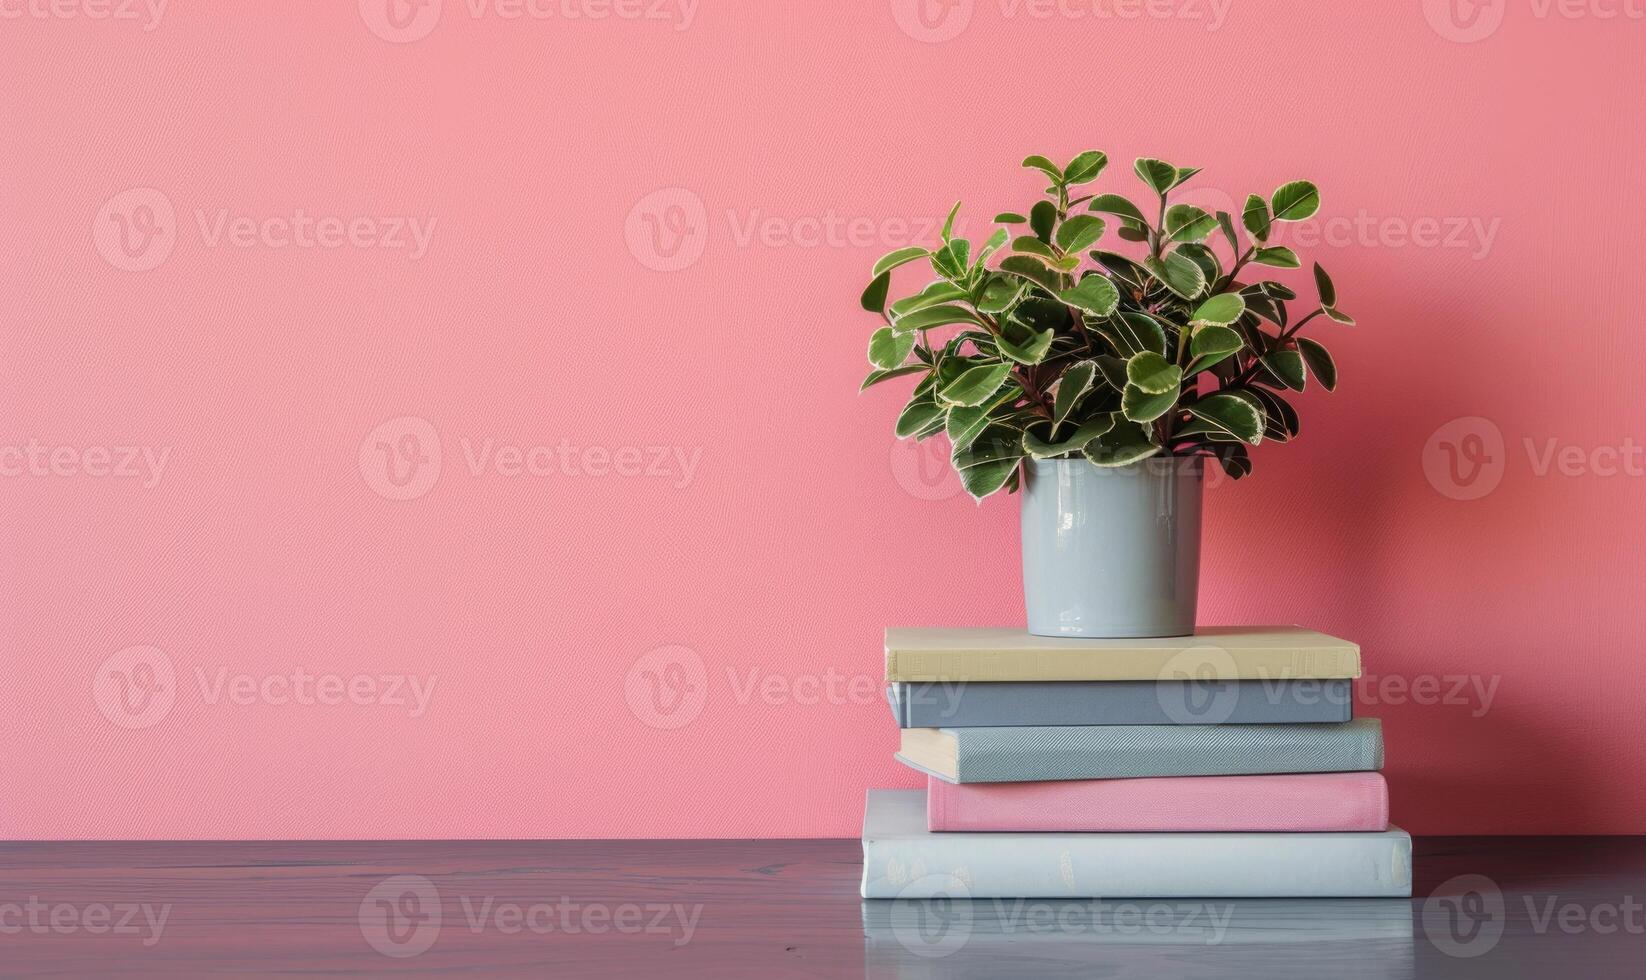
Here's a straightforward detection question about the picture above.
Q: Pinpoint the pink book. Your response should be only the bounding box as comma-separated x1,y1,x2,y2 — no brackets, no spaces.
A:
927,772,1389,832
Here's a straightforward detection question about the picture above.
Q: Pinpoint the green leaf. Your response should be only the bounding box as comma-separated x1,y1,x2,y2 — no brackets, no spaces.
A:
1125,351,1182,395
940,201,963,241
1122,382,1179,424
1212,443,1253,479
861,364,926,392
1173,166,1202,188
998,325,1055,365
1059,275,1119,316
1216,211,1240,253
1055,214,1106,253
975,275,1022,313
1098,311,1169,358
998,255,1061,291
1011,235,1059,260
894,303,983,331
1052,360,1098,428
953,423,1024,500
1298,337,1338,392
931,238,971,280
1185,325,1244,375
1270,180,1321,222
1252,246,1301,268
873,246,930,277
1022,155,1063,182
1083,417,1161,467
1063,150,1108,185
1088,193,1148,223
1313,262,1337,307
939,361,1014,407
994,212,1027,224
1246,386,1299,442
946,386,1021,452
868,326,916,369
1180,392,1264,445
1163,204,1217,243
1115,219,1150,243
1023,415,1114,459
860,271,891,313
1029,201,1057,243
894,397,946,439
1260,348,1308,392
889,281,967,318
1143,251,1207,300
1134,158,1178,197
977,227,1009,265
1093,354,1129,391
1241,195,1271,242
1324,306,1356,325
1191,292,1245,326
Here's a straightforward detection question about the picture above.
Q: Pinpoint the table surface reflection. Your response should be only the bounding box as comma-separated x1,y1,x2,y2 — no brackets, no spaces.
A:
1,836,1642,977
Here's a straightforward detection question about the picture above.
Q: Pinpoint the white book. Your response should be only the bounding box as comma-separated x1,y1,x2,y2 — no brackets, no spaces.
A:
860,789,1412,899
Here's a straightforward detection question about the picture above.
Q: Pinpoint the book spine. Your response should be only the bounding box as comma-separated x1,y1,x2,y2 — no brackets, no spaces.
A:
893,680,1353,727
927,773,1390,832
953,721,1383,782
861,828,1412,898
885,647,1362,683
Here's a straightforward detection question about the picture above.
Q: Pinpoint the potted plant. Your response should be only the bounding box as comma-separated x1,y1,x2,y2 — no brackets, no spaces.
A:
860,151,1354,638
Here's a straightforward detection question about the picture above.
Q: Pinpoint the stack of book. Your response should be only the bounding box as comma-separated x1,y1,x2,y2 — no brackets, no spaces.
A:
861,627,1412,898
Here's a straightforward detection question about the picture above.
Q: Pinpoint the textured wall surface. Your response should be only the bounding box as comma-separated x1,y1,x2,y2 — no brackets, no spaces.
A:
3,2,1642,837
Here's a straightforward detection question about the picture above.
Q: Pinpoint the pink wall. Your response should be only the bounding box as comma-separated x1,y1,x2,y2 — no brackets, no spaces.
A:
3,3,1642,838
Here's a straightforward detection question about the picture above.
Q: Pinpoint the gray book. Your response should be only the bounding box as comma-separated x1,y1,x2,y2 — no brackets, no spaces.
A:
897,718,1383,783
886,679,1352,727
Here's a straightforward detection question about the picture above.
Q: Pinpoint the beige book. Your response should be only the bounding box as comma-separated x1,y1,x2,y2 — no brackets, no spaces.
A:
884,626,1361,682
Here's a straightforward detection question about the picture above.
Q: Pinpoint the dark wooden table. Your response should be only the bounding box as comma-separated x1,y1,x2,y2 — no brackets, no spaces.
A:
1,838,1642,977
